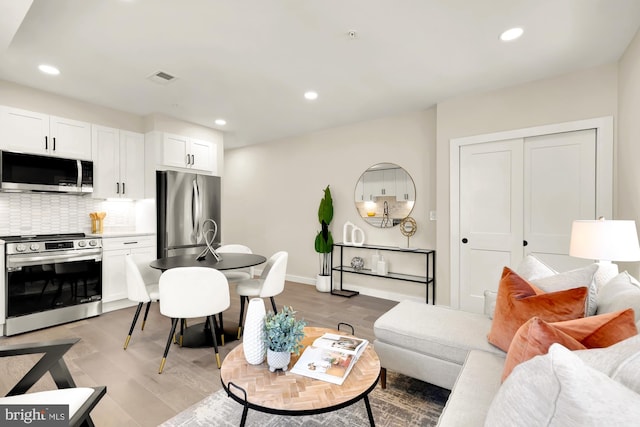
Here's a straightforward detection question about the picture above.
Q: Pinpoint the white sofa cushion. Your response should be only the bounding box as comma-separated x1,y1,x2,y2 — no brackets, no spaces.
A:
516,255,557,281
374,300,503,366
597,271,640,329
529,263,598,316
574,334,640,394
0,387,95,418
484,344,640,427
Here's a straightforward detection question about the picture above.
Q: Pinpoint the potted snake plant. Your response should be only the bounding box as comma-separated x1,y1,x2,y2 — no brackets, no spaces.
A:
314,185,334,292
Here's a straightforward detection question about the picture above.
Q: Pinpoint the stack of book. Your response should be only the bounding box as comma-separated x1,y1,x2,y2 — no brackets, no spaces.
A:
290,333,369,385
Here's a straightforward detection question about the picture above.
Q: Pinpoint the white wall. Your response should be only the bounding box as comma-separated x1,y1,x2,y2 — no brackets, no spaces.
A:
435,63,619,305
617,28,640,277
223,109,437,301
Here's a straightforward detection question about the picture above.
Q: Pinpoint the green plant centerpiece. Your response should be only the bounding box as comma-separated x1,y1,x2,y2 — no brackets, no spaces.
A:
263,306,307,372
314,185,334,292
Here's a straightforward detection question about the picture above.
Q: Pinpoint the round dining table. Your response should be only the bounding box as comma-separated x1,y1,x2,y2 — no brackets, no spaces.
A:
150,251,267,347
149,252,267,271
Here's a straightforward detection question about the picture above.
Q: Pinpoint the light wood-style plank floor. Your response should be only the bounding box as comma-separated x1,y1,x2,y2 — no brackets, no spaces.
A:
0,281,398,426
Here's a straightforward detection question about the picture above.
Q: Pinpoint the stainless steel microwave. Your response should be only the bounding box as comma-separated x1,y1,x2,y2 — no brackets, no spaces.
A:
0,151,93,194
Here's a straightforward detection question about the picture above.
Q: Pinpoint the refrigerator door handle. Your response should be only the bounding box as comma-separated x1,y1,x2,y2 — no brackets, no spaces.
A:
191,178,200,243
195,178,203,243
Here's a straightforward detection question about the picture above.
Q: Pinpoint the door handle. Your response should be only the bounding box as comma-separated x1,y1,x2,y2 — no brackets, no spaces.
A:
122,182,125,195
462,238,468,244
523,240,528,246
116,182,120,194
45,136,48,150
53,137,56,151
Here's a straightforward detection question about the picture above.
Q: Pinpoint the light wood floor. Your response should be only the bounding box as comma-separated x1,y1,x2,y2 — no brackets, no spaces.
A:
0,281,398,427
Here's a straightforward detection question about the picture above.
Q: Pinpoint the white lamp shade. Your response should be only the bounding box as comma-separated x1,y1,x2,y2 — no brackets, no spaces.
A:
569,220,640,262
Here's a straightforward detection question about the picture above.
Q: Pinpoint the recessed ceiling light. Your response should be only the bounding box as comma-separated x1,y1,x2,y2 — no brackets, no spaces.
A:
304,91,318,101
500,27,523,42
214,119,226,126
38,64,60,75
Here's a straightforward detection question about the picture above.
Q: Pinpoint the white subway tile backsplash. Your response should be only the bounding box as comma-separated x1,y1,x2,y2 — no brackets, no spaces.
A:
0,193,137,236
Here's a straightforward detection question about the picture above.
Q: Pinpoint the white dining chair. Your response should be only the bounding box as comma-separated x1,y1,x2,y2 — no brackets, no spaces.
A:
235,251,288,338
158,267,230,373
123,254,161,350
217,244,255,283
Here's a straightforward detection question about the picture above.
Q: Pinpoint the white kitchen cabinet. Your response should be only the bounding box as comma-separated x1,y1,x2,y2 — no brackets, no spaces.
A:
362,169,396,200
160,133,216,173
395,168,416,201
0,106,91,160
101,236,156,307
92,125,145,199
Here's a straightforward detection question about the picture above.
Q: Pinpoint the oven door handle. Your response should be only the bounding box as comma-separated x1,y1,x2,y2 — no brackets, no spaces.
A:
7,252,102,268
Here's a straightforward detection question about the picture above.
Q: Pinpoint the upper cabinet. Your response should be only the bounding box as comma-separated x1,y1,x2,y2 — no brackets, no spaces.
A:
160,132,216,173
0,106,91,160
146,131,217,174
92,125,145,199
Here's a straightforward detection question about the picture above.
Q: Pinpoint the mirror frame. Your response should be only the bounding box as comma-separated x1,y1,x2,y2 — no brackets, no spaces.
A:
354,162,416,228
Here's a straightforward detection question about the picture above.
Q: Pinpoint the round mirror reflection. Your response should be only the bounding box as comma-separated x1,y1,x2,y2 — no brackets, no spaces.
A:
354,163,416,228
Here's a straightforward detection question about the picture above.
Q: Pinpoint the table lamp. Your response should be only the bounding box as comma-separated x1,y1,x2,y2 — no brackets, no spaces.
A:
569,218,640,290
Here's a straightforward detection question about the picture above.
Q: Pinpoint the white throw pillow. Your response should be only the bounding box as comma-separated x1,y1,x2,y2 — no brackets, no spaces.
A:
516,255,557,281
574,334,640,394
597,272,640,328
485,344,640,427
483,290,497,319
530,264,598,316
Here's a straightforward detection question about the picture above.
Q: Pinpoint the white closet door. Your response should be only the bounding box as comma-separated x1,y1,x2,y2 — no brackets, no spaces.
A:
524,129,596,271
459,139,524,313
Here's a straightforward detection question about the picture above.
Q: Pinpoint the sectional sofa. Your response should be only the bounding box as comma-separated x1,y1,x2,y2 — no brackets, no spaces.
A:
373,258,640,426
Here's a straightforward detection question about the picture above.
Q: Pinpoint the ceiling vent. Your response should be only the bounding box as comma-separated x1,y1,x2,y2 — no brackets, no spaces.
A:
146,70,177,85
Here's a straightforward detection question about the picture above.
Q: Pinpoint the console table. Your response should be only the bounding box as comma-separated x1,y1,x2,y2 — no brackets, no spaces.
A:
330,243,436,304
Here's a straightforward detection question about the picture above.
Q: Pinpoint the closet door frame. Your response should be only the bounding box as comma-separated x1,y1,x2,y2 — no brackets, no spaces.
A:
449,116,613,309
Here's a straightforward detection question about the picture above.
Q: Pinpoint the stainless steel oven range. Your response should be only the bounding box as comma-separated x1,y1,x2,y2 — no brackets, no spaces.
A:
2,233,102,336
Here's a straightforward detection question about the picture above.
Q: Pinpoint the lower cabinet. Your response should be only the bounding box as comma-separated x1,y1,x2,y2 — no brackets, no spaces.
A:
101,236,155,311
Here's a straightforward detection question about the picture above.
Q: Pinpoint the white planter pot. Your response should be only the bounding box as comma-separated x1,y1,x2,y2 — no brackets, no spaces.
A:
316,274,331,292
267,349,291,372
243,298,266,365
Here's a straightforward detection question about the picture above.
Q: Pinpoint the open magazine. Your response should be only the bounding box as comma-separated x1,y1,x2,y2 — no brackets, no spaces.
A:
290,333,368,385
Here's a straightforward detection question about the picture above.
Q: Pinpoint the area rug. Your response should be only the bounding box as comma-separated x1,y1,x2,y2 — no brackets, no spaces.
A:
161,371,450,426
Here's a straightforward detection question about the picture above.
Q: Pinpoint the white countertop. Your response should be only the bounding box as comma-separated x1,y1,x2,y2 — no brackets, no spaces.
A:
86,232,155,238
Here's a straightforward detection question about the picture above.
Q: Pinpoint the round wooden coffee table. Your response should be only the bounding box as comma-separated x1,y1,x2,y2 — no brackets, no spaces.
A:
220,326,380,426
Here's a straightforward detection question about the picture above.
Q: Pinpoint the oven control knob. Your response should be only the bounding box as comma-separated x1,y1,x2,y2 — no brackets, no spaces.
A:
30,243,40,251
88,240,97,247
15,244,26,252
78,240,87,247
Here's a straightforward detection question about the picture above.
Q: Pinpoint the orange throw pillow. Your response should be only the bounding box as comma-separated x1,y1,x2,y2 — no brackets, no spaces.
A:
502,309,638,381
487,267,588,352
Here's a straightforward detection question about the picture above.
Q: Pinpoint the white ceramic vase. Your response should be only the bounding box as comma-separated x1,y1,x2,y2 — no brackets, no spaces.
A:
316,274,331,292
243,298,266,365
267,349,291,372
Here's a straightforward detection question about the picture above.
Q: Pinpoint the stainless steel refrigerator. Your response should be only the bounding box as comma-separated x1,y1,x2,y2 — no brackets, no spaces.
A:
156,170,221,258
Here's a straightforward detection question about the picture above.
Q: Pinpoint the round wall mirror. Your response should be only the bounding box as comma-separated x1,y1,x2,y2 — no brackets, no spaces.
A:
354,163,416,228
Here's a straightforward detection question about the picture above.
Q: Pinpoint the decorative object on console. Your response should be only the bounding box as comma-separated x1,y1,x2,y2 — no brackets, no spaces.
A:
569,218,640,291
343,221,365,246
377,255,388,276
264,306,306,372
399,216,417,248
315,186,334,292
370,250,380,274
243,298,267,365
350,256,364,271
